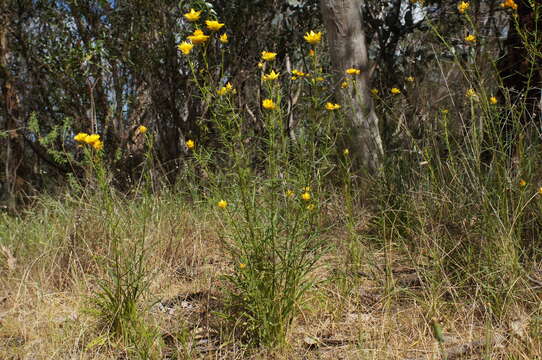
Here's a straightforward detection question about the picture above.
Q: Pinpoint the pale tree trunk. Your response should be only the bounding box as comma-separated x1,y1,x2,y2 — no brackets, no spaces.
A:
320,0,383,172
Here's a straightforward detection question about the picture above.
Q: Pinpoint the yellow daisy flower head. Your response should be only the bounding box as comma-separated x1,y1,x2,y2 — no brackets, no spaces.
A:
92,140,104,150
184,8,201,22
84,134,100,145
136,125,148,134
391,87,401,95
306,204,315,211
341,81,349,88
239,263,247,269
519,179,527,187
217,82,234,96
177,41,194,54
301,192,311,201
187,29,210,44
291,69,306,77
457,1,470,14
219,33,228,43
286,189,295,198
186,139,195,149
345,68,361,75
304,30,322,45
405,76,415,82
257,62,264,69
539,187,542,195
74,132,89,142
262,99,276,110
217,200,228,208
343,148,350,156
262,70,279,81
261,51,277,61
325,102,341,111
466,88,477,98
465,34,476,43
371,88,379,95
205,20,225,31
489,96,498,104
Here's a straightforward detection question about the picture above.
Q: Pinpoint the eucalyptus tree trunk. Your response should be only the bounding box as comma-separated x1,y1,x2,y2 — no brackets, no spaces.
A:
320,0,383,172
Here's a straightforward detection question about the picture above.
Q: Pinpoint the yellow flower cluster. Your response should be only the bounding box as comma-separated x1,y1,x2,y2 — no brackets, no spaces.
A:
74,132,103,150
217,82,235,96
345,68,361,75
465,34,476,43
500,0,517,10
466,88,477,98
262,99,276,110
217,200,228,208
325,102,341,111
261,51,277,61
489,96,498,105
457,1,470,14
304,31,322,45
178,9,228,55
262,70,279,81
206,20,225,31
136,125,148,135
186,139,195,149
390,87,401,95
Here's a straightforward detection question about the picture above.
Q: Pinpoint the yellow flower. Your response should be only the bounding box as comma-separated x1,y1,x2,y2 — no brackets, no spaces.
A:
301,192,311,201
309,49,315,57
325,102,341,111
343,148,349,156
262,99,276,110
261,51,277,61
286,189,295,198
519,179,527,187
92,140,103,150
465,34,476,43
177,41,194,54
219,33,228,43
217,200,228,208
466,88,477,98
371,88,379,95
292,69,306,77
500,0,517,10
137,125,147,134
84,134,100,145
341,81,349,88
345,68,361,75
405,76,415,82
457,1,470,14
262,70,279,81
441,108,449,114
306,204,315,211
206,20,225,31
291,76,298,80
74,132,89,142
239,263,247,269
217,82,234,95
489,96,498,104
538,187,542,195
187,29,210,44
391,87,401,95
184,8,201,22
186,139,195,149
304,30,322,45
257,62,264,69
314,77,324,82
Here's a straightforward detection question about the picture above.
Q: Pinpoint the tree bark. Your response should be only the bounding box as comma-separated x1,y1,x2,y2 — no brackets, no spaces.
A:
320,0,383,172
